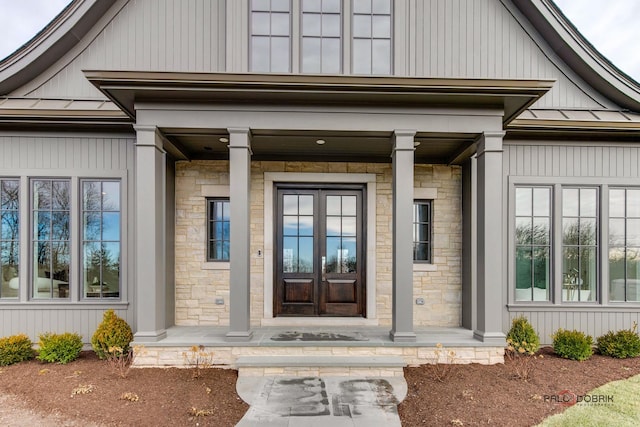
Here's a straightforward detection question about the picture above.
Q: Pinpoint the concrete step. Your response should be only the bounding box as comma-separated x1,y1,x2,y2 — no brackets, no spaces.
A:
236,355,406,377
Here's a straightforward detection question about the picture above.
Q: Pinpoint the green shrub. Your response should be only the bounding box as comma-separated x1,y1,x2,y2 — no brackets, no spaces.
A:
552,329,593,361
506,316,540,355
597,322,640,359
37,332,83,364
91,309,133,359
0,334,35,366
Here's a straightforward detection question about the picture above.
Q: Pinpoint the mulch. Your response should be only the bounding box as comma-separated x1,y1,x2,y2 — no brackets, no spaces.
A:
0,347,639,426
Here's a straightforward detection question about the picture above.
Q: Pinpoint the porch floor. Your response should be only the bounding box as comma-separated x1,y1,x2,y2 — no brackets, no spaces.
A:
138,325,499,348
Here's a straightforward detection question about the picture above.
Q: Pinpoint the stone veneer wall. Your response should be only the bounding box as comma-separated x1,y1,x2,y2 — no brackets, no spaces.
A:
174,161,462,327
134,345,505,368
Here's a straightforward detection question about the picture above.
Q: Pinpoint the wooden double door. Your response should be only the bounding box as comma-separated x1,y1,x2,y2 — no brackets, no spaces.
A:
274,185,365,317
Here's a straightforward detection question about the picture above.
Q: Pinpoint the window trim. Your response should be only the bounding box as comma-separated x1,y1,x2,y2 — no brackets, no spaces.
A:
412,199,433,264
206,197,231,262
508,176,640,309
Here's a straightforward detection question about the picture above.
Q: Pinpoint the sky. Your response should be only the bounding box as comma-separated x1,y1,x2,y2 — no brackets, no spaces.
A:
0,0,638,83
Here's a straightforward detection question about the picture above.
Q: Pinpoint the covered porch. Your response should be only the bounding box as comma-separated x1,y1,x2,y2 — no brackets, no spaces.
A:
85,71,553,363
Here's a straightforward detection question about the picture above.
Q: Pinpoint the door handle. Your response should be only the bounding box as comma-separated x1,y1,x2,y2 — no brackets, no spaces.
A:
321,256,326,282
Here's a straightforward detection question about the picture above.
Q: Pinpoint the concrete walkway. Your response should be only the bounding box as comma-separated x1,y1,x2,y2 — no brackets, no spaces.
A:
236,376,407,426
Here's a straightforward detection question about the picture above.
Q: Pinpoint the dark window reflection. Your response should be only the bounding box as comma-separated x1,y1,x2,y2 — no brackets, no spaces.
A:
1,179,19,298
207,198,230,262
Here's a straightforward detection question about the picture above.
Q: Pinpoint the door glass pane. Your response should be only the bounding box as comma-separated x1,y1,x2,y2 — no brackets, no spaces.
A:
298,216,314,236
321,38,340,73
581,218,597,245
283,195,298,214
580,189,597,217
515,188,532,216
342,196,356,216
342,217,356,236
325,236,341,273
326,196,341,215
322,14,340,37
298,237,314,273
299,195,314,215
283,215,298,234
563,217,579,245
342,237,357,272
326,216,341,236
323,0,340,13
1,180,19,210
302,38,321,73
533,188,550,216
283,236,298,273
271,12,290,36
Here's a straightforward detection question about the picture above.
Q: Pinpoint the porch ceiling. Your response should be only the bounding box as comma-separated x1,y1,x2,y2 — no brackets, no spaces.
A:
161,128,476,164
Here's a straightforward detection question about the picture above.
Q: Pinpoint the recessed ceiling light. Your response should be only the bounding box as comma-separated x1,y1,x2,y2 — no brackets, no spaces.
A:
316,139,326,145
219,137,229,143
414,141,421,147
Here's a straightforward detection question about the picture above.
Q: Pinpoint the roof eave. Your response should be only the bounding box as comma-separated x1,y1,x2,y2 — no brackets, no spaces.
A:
509,0,640,112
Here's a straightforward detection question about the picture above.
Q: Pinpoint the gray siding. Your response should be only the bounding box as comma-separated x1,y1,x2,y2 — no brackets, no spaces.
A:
507,310,640,345
503,142,640,344
504,143,640,178
0,134,136,344
16,0,608,110
19,0,226,98
404,0,606,109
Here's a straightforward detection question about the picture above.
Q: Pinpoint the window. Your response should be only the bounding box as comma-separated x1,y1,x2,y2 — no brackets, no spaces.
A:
562,188,597,302
352,0,392,74
514,187,551,301
82,181,121,299
250,0,291,72
207,199,230,262
32,179,70,299
413,200,432,262
1,179,19,298
249,0,393,75
302,0,342,73
609,189,640,302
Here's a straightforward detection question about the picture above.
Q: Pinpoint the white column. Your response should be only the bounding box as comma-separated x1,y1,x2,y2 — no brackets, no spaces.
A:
133,125,167,342
474,131,506,343
390,130,417,342
226,128,253,341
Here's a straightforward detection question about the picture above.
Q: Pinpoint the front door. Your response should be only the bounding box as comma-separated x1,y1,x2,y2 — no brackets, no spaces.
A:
275,185,365,317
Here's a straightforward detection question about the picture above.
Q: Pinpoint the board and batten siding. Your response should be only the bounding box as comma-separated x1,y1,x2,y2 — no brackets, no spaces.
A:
503,142,640,343
0,134,135,344
17,0,608,111
19,0,227,99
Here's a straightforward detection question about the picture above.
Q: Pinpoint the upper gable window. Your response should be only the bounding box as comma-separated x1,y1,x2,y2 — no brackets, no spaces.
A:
301,0,342,73
249,0,393,75
250,0,292,72
352,0,392,74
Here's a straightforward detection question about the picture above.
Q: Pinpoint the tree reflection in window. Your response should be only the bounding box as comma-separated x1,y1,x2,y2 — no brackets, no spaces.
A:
325,195,357,274
515,187,551,302
82,181,120,298
609,188,640,302
1,179,19,298
562,188,597,302
32,179,70,298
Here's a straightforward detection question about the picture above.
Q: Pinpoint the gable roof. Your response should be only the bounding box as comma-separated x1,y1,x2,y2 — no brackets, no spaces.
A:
510,0,640,111
0,0,639,116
